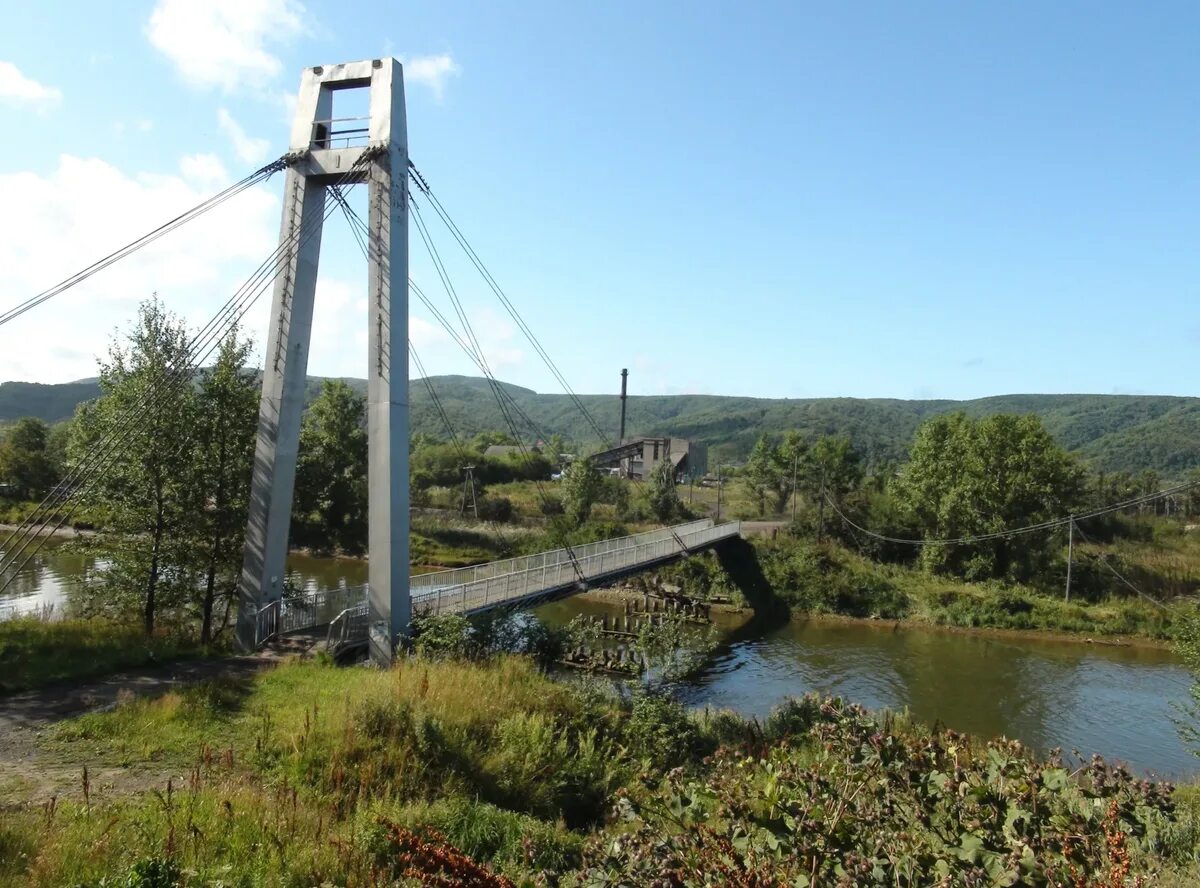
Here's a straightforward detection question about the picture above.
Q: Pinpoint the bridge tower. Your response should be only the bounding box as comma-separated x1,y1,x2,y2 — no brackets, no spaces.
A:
235,59,409,667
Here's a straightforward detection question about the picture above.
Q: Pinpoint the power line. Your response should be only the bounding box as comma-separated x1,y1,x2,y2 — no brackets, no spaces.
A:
1072,521,1169,611
823,478,1200,548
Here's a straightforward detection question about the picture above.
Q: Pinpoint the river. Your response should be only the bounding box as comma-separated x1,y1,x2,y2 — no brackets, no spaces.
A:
3,541,1195,778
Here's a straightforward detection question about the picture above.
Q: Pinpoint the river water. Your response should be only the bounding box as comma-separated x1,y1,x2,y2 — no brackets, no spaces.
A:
4,541,1195,778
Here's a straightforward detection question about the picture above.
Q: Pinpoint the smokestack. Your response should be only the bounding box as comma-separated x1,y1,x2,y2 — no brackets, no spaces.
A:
619,368,629,442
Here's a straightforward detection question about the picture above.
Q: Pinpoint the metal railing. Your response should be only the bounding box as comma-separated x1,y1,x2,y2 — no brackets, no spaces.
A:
257,521,742,646
412,520,741,618
310,116,371,149
255,599,280,646
327,602,369,654
256,584,367,645
409,520,716,594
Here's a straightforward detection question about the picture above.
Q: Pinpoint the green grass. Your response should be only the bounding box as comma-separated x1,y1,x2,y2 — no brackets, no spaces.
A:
0,617,203,694
6,656,1199,886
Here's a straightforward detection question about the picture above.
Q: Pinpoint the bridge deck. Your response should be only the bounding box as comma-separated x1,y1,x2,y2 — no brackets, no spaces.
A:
257,519,742,650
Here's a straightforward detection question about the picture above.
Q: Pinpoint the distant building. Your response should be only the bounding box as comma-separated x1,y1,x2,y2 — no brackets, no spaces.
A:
588,436,707,482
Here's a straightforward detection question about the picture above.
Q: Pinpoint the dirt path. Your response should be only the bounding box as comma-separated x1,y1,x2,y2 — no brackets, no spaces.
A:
0,642,313,804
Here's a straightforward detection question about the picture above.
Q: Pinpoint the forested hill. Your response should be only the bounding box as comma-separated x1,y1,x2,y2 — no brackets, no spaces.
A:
3,374,1199,475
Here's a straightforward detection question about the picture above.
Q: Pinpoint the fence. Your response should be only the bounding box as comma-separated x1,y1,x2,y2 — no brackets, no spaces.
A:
256,520,742,645
411,520,741,617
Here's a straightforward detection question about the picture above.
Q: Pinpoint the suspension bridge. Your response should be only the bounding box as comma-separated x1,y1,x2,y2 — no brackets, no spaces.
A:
0,57,745,666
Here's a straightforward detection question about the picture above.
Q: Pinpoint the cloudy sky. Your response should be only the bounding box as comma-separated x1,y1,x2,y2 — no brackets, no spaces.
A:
2,1,1198,400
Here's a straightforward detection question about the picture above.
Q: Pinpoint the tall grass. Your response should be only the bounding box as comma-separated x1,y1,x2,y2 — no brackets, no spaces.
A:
6,655,1200,885
0,616,202,694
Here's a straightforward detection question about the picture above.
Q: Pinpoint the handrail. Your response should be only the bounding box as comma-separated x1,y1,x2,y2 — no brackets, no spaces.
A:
254,599,281,646
326,602,369,653
256,520,741,649
412,521,741,617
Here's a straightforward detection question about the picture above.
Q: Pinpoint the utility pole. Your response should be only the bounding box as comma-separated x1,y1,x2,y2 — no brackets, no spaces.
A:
716,464,723,522
1065,518,1074,602
461,465,478,520
790,451,799,524
816,467,827,543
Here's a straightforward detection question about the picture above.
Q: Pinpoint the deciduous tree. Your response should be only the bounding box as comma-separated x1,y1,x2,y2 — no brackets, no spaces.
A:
560,458,602,526
70,299,196,634
892,413,1083,581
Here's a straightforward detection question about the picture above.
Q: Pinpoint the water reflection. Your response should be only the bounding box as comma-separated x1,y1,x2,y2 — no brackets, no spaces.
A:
673,617,1194,778
0,539,97,617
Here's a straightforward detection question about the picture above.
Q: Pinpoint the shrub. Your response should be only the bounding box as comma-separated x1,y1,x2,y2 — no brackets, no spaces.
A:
623,691,702,770
477,495,514,522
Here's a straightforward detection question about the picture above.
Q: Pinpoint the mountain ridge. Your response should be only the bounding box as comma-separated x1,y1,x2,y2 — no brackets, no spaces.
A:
1,375,1197,475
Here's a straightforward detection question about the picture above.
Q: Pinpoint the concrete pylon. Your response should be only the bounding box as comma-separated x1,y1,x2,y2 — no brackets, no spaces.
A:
236,59,409,667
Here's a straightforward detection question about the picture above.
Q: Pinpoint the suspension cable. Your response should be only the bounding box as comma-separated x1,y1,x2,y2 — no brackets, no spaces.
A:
0,155,374,591
408,163,614,447
0,156,290,329
335,189,554,447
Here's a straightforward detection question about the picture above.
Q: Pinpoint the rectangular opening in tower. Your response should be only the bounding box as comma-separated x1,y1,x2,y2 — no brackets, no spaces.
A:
313,85,371,149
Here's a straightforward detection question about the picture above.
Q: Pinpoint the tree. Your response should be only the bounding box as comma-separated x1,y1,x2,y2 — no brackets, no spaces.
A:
807,435,863,538
777,431,810,515
560,458,602,526
892,413,1084,581
293,380,368,554
70,299,197,634
187,330,258,643
742,435,784,517
647,459,680,523
546,433,567,469
0,417,58,499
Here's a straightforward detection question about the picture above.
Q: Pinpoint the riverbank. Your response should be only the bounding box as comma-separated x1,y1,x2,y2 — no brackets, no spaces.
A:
657,534,1191,642
2,654,1198,886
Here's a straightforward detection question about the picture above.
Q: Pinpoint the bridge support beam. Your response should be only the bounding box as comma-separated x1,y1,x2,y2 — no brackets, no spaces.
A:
236,59,409,667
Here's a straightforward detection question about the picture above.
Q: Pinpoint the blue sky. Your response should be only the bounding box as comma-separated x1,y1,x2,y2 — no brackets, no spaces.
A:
1,1,1197,400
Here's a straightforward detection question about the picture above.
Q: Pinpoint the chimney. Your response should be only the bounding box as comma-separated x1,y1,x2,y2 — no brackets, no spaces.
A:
619,368,628,442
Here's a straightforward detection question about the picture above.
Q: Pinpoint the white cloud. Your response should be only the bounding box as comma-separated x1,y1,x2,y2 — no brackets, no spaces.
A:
0,155,278,383
146,0,304,92
0,61,62,111
403,53,460,101
217,108,270,164
179,152,230,186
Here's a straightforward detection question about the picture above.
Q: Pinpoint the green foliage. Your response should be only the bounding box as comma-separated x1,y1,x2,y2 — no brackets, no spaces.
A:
573,696,1179,887
412,612,475,659
13,373,1200,474
68,300,199,634
1172,607,1200,757
292,379,368,554
559,458,602,526
8,658,1197,886
893,413,1085,582
0,417,59,499
185,331,257,643
646,458,680,522
758,536,911,619
624,691,702,769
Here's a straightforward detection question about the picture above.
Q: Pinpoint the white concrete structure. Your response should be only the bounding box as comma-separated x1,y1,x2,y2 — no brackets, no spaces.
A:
237,59,409,666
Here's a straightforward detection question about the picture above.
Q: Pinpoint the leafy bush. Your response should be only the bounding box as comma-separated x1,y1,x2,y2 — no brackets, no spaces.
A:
476,495,514,522
575,696,1179,887
623,692,702,770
